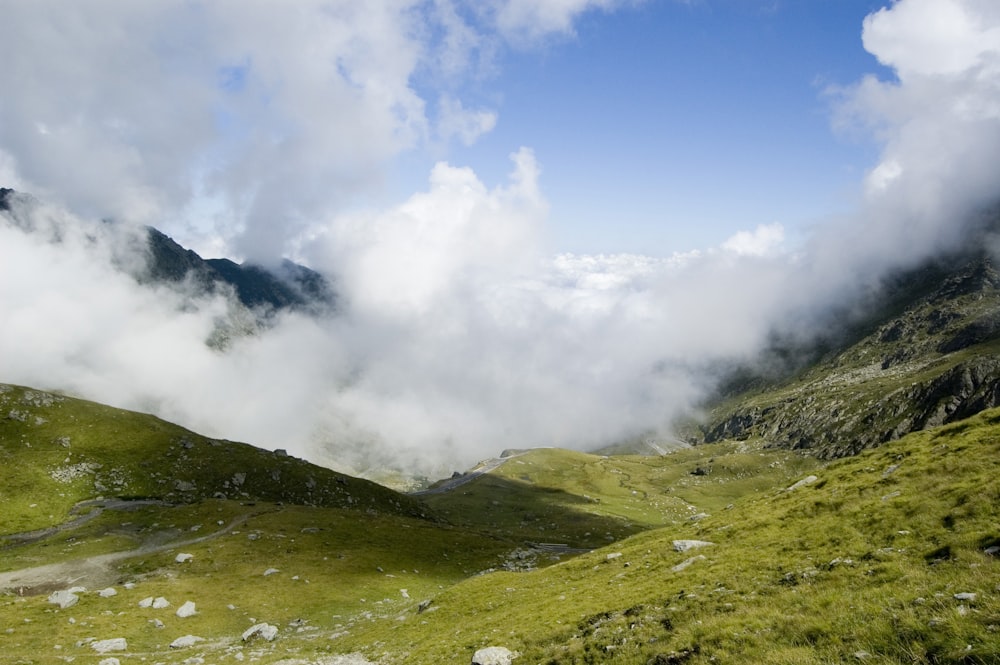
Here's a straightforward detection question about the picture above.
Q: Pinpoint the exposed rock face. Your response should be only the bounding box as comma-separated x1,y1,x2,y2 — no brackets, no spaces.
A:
700,250,1000,458
242,622,279,642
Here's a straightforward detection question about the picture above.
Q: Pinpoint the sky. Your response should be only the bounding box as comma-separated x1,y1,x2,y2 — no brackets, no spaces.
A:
2,0,1000,478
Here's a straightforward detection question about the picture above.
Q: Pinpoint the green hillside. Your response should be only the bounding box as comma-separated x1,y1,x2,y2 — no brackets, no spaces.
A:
1,383,998,664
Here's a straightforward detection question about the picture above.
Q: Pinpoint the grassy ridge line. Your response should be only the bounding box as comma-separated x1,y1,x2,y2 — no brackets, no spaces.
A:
0,383,429,537
341,410,1000,664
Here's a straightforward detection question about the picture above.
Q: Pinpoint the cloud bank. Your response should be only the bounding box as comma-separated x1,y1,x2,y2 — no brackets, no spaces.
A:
2,0,1000,479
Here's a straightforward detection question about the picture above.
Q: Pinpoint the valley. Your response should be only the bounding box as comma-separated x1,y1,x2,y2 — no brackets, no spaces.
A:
1,382,998,664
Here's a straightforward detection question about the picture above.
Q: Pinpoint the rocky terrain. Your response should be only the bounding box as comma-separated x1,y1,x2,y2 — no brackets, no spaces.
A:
697,247,1000,457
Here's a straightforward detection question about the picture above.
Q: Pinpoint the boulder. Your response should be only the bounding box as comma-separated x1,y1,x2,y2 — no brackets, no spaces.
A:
176,600,197,618
170,635,205,649
672,540,714,552
786,475,818,491
48,587,85,609
472,646,516,665
91,638,127,653
242,622,279,642
98,587,117,598
175,553,194,563
152,596,171,609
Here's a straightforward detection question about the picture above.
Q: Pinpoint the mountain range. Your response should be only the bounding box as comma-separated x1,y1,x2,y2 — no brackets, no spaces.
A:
1,189,998,664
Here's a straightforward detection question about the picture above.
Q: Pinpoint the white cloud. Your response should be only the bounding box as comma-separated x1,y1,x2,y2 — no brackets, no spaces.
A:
436,95,499,146
721,223,785,257
833,0,1000,264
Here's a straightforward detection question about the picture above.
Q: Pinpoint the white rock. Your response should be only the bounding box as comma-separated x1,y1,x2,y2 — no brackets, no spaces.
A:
263,567,280,576
170,635,205,648
152,597,171,609
149,618,165,628
672,555,706,572
786,475,818,491
242,622,279,642
472,646,516,665
175,553,194,563
98,587,117,598
138,597,154,608
99,659,121,665
954,592,977,602
91,638,127,653
48,589,82,609
400,588,410,599
672,540,714,552
176,601,197,618
606,552,623,560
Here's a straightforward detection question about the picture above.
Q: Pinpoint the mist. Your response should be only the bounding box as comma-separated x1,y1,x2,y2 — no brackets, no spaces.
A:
2,0,999,479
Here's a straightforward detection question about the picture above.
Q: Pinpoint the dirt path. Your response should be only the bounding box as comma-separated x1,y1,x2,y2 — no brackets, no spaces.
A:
0,510,256,595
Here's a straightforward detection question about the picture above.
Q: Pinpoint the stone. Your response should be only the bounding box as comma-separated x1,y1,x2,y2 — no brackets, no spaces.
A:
472,646,516,665
175,553,194,563
786,475,818,491
671,555,706,572
48,588,85,609
138,597,154,608
98,659,121,665
242,622,279,642
152,597,171,609
176,601,197,618
263,567,280,576
91,638,127,653
170,635,205,649
954,592,977,602
98,587,117,598
672,540,714,552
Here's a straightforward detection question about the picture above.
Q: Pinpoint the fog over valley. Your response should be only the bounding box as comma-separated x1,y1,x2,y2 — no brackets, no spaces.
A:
2,0,999,478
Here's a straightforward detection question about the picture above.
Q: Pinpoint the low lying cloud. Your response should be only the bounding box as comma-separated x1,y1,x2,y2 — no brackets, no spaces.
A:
2,0,1000,480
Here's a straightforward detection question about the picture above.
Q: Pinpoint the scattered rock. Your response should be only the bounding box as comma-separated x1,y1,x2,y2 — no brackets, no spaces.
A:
417,599,433,613
688,512,710,522
472,646,516,665
176,601,197,618
672,540,714,553
786,475,818,491
98,658,121,665
606,552,623,561
138,597,154,608
175,553,194,563
242,622,279,642
153,597,171,609
48,587,86,609
954,592,977,602
263,568,280,576
400,588,410,599
98,587,117,598
91,638,127,654
170,635,205,649
149,619,165,628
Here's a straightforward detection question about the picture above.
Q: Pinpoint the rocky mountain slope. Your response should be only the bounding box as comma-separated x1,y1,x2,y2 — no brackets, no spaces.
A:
1,186,336,317
696,246,1000,458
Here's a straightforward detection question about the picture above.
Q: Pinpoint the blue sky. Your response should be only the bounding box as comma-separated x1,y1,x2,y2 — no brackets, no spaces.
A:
394,0,894,255
3,0,1000,471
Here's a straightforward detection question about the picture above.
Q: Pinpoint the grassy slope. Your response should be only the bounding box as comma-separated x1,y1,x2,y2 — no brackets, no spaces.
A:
1,383,998,664
343,413,1000,665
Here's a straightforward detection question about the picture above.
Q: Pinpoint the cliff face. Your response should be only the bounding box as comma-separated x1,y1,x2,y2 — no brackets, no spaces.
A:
699,250,1000,457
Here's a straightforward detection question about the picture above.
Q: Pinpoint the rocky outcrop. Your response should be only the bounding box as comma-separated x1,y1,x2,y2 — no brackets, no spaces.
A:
700,249,1000,458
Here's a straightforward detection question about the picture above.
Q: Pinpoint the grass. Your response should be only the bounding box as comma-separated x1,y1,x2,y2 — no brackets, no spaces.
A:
1,382,998,664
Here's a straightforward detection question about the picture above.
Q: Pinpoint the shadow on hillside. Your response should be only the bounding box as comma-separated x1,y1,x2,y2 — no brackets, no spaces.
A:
421,474,658,551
